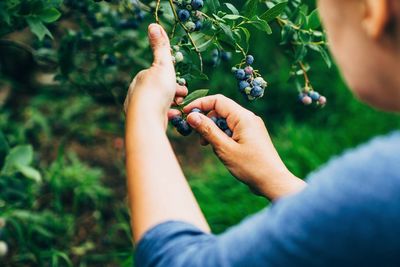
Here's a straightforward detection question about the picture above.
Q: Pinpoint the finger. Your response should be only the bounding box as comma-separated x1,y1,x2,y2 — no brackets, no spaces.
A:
175,97,184,104
168,109,182,119
187,112,236,149
176,85,188,97
199,110,217,146
148,23,172,67
183,94,249,119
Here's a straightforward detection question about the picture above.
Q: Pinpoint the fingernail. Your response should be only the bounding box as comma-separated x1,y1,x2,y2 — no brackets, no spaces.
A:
188,113,202,127
149,24,162,38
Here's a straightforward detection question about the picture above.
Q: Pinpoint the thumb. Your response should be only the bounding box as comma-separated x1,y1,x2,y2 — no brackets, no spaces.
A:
148,23,172,67
187,113,235,149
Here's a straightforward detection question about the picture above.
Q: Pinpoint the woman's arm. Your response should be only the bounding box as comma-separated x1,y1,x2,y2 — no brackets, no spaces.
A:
125,24,209,243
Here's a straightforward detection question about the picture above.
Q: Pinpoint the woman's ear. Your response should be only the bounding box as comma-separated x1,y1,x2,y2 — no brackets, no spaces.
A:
362,0,390,39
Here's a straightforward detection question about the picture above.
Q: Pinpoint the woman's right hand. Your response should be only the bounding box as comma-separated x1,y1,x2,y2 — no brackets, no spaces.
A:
181,94,306,200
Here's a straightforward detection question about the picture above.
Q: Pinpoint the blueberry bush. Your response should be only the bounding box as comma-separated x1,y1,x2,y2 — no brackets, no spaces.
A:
1,0,400,266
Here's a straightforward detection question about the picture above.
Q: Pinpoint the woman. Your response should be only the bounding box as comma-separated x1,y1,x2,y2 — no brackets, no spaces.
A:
124,0,400,266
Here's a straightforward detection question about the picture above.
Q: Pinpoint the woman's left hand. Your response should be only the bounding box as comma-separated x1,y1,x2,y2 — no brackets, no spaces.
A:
124,23,188,128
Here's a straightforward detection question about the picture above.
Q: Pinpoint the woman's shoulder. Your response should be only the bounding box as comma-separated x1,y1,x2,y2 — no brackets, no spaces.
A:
307,130,400,185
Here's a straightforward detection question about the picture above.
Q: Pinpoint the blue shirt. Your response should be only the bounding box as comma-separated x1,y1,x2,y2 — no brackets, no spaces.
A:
136,131,400,267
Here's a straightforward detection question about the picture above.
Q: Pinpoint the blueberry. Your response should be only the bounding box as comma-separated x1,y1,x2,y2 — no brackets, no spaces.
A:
246,55,254,65
216,118,228,131
194,20,203,31
185,21,196,32
318,96,327,105
104,54,117,66
224,129,233,137
177,120,193,136
250,86,264,97
171,116,183,127
309,91,320,101
234,69,246,80
191,0,204,10
136,10,145,22
244,66,253,75
221,51,232,62
253,77,267,88
175,51,184,63
119,19,139,29
302,95,313,105
191,108,202,113
210,116,218,124
239,80,250,92
178,9,191,22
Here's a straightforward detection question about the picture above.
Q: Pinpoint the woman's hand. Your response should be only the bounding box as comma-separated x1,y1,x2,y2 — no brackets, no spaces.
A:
182,94,306,200
124,23,187,128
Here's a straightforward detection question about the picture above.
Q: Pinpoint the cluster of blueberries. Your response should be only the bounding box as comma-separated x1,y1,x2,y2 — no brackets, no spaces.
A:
176,0,205,32
232,55,268,101
299,90,327,106
171,109,233,137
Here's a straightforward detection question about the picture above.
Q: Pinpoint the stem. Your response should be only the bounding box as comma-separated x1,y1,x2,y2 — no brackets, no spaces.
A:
171,22,177,38
155,0,161,24
168,0,204,72
299,61,311,90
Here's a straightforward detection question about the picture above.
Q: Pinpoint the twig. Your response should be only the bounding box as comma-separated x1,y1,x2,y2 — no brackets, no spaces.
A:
168,0,204,72
155,0,161,24
299,61,311,89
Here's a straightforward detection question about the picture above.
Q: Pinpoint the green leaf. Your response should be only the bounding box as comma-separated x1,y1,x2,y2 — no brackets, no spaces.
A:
2,145,34,173
223,14,243,20
224,3,239,15
207,0,221,13
15,164,42,183
39,8,61,23
248,16,272,34
317,46,332,68
219,23,235,42
180,89,209,107
307,9,321,30
244,0,259,17
260,1,288,22
197,38,214,52
26,17,52,41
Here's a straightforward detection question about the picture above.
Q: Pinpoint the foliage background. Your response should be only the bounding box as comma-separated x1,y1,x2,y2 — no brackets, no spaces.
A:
1,0,400,266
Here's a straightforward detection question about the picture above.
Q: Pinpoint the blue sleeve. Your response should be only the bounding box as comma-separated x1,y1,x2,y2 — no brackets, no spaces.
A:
135,132,400,267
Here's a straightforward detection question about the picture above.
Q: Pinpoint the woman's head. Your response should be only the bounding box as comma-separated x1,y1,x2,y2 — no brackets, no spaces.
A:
318,0,400,111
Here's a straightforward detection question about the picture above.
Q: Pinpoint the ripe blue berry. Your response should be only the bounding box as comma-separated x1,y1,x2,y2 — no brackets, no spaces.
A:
239,80,250,92
191,0,204,10
194,20,203,31
171,116,183,127
246,55,254,65
210,116,218,124
234,69,246,80
178,9,190,22
221,51,232,62
250,86,264,97
104,54,117,66
177,120,192,136
309,91,320,101
224,129,233,137
191,108,202,113
216,118,228,131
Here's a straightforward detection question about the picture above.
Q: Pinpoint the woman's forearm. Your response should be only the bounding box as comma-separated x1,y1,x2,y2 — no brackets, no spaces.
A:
126,105,210,243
